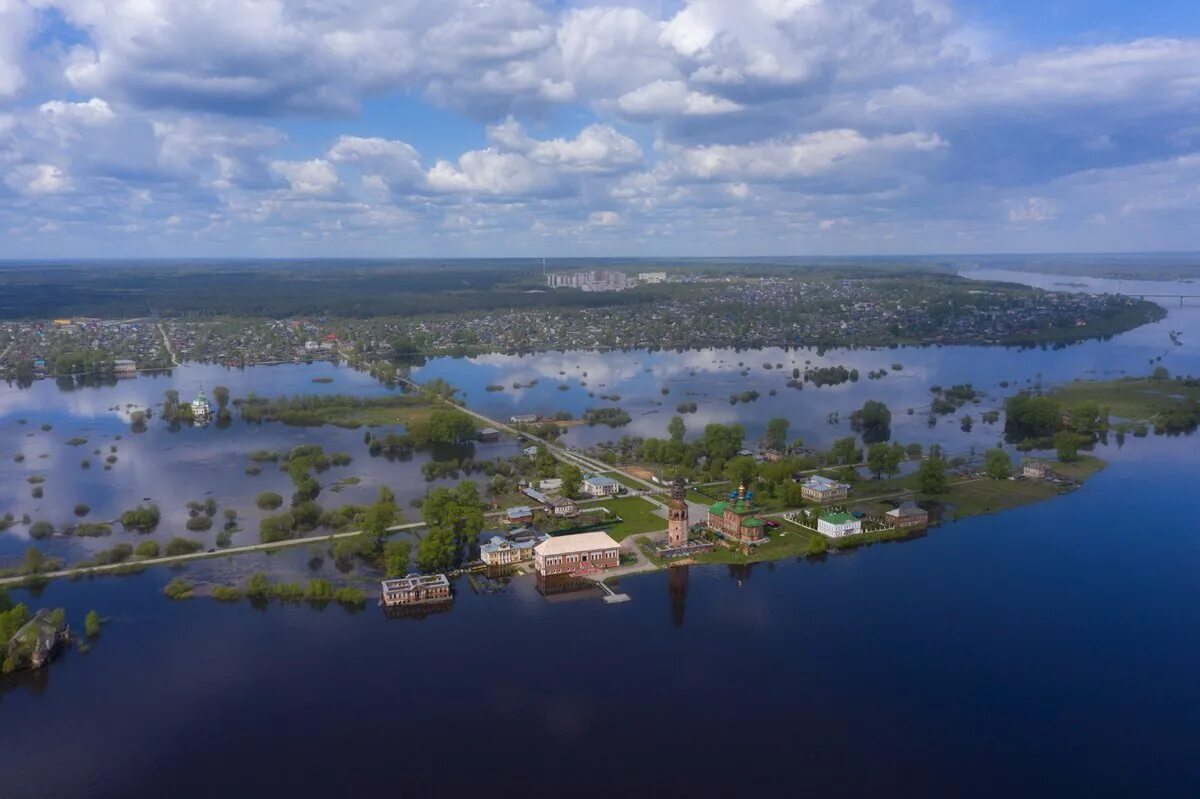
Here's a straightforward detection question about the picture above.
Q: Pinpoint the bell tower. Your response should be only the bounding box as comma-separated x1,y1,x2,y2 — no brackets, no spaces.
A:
667,476,689,548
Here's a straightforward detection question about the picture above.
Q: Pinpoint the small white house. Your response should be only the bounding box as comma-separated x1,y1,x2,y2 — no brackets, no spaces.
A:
538,478,563,492
816,511,862,538
582,475,621,497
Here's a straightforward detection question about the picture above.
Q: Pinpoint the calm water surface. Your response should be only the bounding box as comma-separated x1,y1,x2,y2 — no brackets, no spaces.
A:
1,271,1198,796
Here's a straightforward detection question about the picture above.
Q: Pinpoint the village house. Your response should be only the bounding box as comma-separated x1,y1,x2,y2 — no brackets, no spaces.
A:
510,413,541,424
534,531,621,576
480,532,545,566
549,496,579,517
113,359,137,377
817,511,862,538
1023,460,1050,479
800,475,851,503
582,475,621,497
885,501,929,528
379,574,452,607
506,505,534,525
477,427,500,442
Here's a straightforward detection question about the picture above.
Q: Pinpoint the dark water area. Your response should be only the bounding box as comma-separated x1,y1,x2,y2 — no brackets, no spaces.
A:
1,268,1199,796
1,436,1198,797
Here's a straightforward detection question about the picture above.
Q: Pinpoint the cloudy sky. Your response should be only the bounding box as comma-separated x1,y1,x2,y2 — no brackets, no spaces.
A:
1,0,1199,258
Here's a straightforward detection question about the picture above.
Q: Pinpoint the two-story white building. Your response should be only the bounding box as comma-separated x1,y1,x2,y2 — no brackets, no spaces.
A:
816,511,862,538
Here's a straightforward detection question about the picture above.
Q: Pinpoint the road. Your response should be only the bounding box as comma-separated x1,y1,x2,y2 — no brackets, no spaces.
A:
157,322,180,367
0,520,427,588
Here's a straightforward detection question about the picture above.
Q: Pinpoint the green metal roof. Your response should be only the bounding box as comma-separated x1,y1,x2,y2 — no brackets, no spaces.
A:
708,501,729,514
742,517,765,527
820,512,857,525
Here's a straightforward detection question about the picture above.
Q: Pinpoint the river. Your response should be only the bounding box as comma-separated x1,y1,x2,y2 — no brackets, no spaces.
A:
0,269,1198,797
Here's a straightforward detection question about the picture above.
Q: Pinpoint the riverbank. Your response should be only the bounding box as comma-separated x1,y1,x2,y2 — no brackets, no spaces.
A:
633,456,1105,568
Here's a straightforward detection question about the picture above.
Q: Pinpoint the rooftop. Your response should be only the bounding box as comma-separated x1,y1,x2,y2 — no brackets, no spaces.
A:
535,531,619,556
820,512,857,525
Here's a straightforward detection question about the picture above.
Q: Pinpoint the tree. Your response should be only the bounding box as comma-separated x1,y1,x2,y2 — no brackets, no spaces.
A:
764,417,789,450
984,449,1012,479
885,442,905,478
866,443,891,479
725,456,758,487
417,527,457,572
1054,430,1080,462
85,610,101,637
831,436,860,465
702,423,745,463
384,539,413,577
667,415,686,443
245,572,272,599
212,385,230,409
560,463,583,499
852,400,892,444
917,457,948,494
1004,394,1061,440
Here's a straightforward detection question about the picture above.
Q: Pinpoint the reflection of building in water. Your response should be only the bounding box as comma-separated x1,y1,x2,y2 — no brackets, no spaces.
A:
535,572,604,598
667,565,689,628
381,601,454,621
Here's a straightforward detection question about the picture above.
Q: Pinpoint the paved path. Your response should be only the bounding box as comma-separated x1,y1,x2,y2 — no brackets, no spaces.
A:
157,322,180,367
0,521,425,588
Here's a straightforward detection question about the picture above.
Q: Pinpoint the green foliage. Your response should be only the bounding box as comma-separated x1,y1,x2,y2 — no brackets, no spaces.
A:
667,415,686,443
763,417,789,450
120,504,161,533
134,540,160,558
830,436,861,465
163,578,194,600
29,521,54,540
211,586,241,601
245,573,272,599
582,407,632,427
185,515,213,532
702,423,745,463
384,539,413,577
984,449,1013,479
304,579,334,602
866,442,903,479
417,528,458,572
851,400,892,444
256,491,284,510
406,408,477,445
164,537,203,557
85,610,101,637
333,587,367,606
1055,430,1080,462
559,463,583,499
917,457,948,494
1005,394,1061,441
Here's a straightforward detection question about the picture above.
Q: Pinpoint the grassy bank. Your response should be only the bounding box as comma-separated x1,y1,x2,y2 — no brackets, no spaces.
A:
600,496,666,541
1047,377,1200,421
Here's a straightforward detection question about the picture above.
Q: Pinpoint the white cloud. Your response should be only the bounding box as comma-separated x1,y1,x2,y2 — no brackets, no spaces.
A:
427,149,556,196
487,118,642,173
617,80,742,117
588,210,620,226
0,0,35,99
1006,197,1059,223
666,129,946,181
8,163,72,194
270,159,340,195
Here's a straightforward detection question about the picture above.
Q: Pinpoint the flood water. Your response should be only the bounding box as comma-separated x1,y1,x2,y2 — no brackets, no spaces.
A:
1,270,1198,797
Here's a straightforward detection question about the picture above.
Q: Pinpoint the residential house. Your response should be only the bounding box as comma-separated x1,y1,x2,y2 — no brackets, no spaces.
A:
549,497,578,517
1023,460,1050,479
800,475,851,503
885,501,928,528
506,505,534,525
582,475,621,497
817,512,862,538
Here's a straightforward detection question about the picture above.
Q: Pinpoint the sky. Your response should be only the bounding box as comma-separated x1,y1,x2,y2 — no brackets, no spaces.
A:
1,0,1200,258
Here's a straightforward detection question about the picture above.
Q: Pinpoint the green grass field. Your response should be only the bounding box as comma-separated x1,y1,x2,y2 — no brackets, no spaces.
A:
1049,378,1200,421
599,496,667,540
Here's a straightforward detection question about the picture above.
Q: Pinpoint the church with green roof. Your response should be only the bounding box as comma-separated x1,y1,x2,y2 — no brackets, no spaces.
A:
706,484,768,545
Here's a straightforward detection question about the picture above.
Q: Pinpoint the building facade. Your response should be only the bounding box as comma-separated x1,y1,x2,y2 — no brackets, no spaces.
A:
817,512,862,538
534,531,621,576
582,475,621,497
707,485,767,544
800,475,850,503
667,476,689,548
1023,460,1049,479
480,534,543,566
379,574,452,607
885,501,929,528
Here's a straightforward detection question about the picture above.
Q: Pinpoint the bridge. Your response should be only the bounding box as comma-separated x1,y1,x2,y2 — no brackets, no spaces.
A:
1125,293,1200,306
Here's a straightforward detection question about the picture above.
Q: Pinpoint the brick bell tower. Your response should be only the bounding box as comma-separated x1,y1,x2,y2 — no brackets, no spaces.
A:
667,476,689,548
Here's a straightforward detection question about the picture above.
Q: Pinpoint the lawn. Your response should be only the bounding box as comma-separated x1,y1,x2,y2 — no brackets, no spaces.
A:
602,471,654,492
1048,378,1200,421
597,496,667,541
